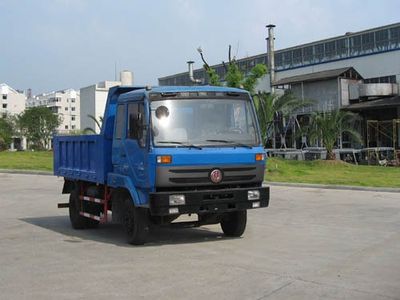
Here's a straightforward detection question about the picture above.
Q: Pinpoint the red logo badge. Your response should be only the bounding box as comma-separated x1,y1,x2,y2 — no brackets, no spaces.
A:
210,169,223,184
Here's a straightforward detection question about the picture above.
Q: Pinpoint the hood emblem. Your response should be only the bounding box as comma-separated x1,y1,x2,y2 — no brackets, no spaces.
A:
210,169,223,184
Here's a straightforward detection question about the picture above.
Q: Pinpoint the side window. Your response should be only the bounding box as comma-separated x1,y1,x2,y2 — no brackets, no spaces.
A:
115,104,125,139
128,102,146,147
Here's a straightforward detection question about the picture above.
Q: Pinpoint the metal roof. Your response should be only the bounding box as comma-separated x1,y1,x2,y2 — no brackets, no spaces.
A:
273,67,362,86
343,96,400,111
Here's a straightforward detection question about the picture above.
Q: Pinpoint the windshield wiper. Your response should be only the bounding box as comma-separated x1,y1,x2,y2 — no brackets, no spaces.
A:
157,141,202,150
206,139,253,149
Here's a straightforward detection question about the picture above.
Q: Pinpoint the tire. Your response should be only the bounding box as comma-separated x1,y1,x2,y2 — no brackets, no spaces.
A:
220,210,247,237
123,196,149,245
69,188,87,229
69,187,100,229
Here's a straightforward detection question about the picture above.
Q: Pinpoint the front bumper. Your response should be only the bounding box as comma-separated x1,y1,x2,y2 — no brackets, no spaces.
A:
149,186,269,216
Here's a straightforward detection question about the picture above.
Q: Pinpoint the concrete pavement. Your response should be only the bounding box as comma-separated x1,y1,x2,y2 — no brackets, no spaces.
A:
0,173,399,299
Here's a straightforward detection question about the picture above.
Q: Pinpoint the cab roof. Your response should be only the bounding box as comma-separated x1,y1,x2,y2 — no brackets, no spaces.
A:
118,85,249,102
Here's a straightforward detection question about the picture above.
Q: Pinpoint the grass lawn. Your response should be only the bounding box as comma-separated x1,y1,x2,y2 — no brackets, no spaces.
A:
0,151,53,172
265,157,400,188
0,151,399,188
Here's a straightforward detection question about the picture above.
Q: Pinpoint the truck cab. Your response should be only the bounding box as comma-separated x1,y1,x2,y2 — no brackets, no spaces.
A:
54,85,269,245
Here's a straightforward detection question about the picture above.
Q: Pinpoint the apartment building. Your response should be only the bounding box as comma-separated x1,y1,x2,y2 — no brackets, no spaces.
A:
27,88,80,133
0,83,26,117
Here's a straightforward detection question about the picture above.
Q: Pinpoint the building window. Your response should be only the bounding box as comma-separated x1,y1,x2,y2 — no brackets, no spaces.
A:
65,107,68,111
283,50,292,67
72,125,76,129
292,48,302,66
71,98,75,103
336,38,348,57
302,46,313,64
375,29,389,50
255,56,266,65
71,107,75,111
2,103,7,109
389,26,400,49
364,75,396,84
2,94,6,100
314,43,324,62
361,32,375,53
65,125,68,130
324,41,336,59
350,35,362,55
71,116,76,121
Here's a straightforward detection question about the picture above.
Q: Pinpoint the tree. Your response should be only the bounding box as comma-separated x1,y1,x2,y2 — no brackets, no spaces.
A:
198,46,315,149
253,92,314,147
83,114,103,134
0,116,13,151
307,110,362,160
18,107,61,150
198,45,267,93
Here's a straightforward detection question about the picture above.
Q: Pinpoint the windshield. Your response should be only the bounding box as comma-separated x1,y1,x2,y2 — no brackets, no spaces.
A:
151,98,260,147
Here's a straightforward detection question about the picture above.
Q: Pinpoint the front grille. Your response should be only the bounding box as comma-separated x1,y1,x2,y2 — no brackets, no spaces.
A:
169,167,256,173
169,175,255,184
156,164,264,189
155,182,261,193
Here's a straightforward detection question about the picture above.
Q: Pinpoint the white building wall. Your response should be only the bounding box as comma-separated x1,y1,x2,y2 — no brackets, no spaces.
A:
80,81,120,133
255,50,400,93
0,83,26,116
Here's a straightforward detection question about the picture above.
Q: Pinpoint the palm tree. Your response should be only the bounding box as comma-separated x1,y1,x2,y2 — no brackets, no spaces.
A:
307,110,362,160
83,115,103,134
254,92,314,148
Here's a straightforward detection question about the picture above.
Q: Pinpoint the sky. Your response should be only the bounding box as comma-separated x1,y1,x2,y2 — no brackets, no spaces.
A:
1,0,399,94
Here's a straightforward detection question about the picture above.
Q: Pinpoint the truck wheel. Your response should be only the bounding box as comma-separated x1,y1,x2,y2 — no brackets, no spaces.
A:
84,203,100,229
69,188,87,229
220,210,247,237
69,188,100,229
124,196,149,245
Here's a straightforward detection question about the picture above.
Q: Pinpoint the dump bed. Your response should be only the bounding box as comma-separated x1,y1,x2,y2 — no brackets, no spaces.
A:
53,134,112,184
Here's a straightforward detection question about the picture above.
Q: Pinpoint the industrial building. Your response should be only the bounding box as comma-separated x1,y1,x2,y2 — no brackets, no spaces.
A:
158,22,400,90
27,88,80,134
158,22,400,157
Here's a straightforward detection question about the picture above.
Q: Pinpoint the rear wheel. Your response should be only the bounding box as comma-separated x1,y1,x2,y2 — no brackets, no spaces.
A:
220,210,247,237
69,188,87,229
123,196,149,245
69,187,100,229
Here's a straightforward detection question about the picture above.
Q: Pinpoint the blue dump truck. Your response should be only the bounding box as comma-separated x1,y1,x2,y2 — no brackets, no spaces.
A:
54,85,270,244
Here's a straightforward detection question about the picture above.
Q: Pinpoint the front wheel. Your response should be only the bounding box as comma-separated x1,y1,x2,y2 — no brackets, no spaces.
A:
123,196,149,245
220,210,247,237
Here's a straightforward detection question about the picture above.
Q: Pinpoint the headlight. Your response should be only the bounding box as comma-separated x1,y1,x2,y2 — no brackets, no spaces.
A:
248,190,260,200
169,194,186,205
